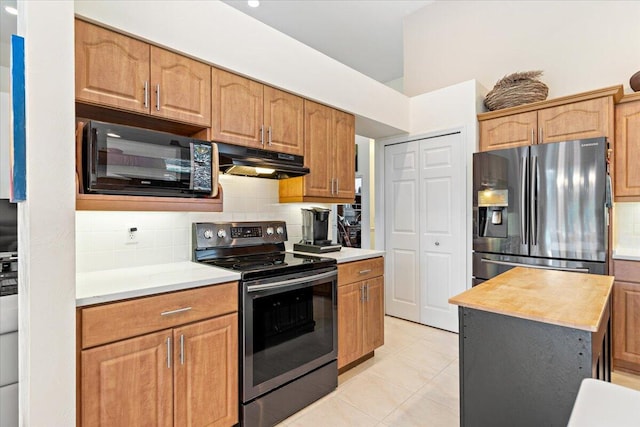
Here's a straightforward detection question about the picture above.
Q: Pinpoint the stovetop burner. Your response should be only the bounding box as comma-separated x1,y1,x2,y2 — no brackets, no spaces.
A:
192,221,336,280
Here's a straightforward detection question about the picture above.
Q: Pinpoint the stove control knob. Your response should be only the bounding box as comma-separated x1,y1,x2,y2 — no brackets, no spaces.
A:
203,229,214,239
266,227,274,236
276,226,285,235
217,229,227,239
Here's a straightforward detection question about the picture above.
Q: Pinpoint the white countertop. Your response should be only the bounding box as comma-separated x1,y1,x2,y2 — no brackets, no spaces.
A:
568,379,640,426
291,247,385,263
76,262,240,307
612,248,640,261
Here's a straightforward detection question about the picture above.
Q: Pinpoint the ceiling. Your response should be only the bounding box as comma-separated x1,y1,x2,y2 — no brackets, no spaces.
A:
221,0,433,84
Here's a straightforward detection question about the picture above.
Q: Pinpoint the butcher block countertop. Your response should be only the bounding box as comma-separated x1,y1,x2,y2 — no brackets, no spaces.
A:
449,267,614,332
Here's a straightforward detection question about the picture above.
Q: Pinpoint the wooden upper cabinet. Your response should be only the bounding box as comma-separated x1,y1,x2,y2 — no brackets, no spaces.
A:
150,46,211,127
211,67,263,147
75,19,211,127
211,68,303,155
479,111,537,151
81,329,173,427
333,108,356,199
173,313,238,427
279,100,355,203
614,95,640,201
75,19,150,114
477,86,622,152
304,101,333,197
538,97,612,144
263,86,304,155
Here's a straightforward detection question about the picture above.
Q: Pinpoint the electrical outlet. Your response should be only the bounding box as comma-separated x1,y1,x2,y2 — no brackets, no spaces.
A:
127,227,138,244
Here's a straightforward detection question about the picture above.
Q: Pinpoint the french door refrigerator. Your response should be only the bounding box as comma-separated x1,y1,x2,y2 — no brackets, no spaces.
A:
472,137,609,284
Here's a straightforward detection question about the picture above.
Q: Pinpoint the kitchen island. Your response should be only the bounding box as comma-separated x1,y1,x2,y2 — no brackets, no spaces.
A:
449,267,614,427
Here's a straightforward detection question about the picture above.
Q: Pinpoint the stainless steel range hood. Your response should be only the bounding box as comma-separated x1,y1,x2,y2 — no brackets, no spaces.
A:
217,142,309,179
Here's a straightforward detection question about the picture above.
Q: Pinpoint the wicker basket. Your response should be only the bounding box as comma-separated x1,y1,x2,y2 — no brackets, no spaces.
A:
484,71,549,111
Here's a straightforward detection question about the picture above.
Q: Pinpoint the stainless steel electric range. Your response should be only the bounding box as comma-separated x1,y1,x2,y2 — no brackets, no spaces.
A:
193,221,338,427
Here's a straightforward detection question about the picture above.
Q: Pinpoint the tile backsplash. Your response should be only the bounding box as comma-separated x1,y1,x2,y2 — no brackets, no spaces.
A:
76,175,332,272
614,202,640,251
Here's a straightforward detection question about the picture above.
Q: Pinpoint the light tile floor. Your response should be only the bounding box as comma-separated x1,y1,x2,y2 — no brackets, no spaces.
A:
277,315,640,427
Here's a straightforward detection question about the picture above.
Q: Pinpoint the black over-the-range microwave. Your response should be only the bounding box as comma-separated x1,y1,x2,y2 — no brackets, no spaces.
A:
80,120,218,198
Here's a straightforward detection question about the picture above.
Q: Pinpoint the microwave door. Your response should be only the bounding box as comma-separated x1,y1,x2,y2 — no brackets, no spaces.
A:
529,138,607,262
472,146,528,257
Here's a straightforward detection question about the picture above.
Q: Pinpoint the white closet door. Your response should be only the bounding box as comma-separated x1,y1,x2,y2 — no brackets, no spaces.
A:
384,141,420,322
419,132,465,332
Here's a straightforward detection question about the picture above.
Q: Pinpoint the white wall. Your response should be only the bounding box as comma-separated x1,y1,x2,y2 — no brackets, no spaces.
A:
375,80,486,287
18,1,76,425
74,0,410,139
76,175,333,272
403,1,640,97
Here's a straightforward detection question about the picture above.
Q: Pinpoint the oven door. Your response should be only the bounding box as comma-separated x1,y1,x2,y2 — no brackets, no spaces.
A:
242,267,337,402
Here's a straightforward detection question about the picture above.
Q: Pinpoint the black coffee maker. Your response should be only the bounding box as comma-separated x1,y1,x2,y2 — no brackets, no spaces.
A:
293,207,342,253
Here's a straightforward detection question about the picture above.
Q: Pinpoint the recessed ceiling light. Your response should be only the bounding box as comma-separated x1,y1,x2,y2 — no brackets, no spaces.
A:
248,0,260,8
4,6,18,15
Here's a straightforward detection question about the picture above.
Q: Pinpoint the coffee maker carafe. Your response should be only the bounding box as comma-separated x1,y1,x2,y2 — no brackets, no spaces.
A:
294,207,342,253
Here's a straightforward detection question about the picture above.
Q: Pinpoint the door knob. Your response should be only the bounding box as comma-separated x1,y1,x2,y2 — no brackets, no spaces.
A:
435,241,440,246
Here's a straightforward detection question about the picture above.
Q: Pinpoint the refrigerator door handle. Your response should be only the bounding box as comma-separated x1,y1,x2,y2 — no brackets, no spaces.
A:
480,258,589,273
530,155,538,246
521,155,528,246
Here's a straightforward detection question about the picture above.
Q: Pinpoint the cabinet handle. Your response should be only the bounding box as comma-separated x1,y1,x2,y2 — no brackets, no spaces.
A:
155,84,161,111
359,269,372,275
539,127,543,144
180,334,185,365
330,179,334,195
335,178,339,194
166,337,172,368
268,126,272,146
365,283,369,302
260,125,264,146
160,307,192,316
143,81,149,109
531,128,534,145
360,284,364,302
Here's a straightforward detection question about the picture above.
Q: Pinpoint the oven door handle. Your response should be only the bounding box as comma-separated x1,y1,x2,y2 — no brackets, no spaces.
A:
247,270,337,293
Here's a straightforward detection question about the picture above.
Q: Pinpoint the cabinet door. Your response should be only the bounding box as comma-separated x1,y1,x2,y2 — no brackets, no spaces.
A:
613,281,640,374
478,111,537,151
174,313,238,427
304,100,334,197
212,68,264,147
333,109,356,199
81,330,173,427
264,87,304,155
538,97,611,144
338,282,364,369
615,100,640,200
75,19,150,114
150,46,211,126
363,277,385,354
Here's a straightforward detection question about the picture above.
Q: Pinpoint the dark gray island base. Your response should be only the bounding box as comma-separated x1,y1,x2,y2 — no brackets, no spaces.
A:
450,267,614,427
458,307,610,427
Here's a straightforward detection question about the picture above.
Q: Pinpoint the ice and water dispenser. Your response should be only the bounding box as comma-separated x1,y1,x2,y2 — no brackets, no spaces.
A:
477,189,508,238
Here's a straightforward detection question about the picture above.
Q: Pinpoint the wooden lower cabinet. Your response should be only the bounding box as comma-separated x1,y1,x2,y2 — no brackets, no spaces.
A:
81,329,174,427
79,285,239,427
337,258,384,369
613,260,640,374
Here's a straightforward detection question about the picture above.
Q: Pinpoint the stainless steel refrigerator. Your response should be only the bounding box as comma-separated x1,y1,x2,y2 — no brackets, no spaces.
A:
472,137,609,284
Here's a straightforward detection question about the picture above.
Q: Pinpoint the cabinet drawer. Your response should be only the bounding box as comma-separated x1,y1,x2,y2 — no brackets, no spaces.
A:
613,260,640,283
81,282,238,349
338,257,384,286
